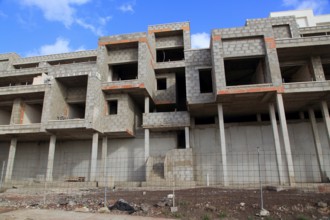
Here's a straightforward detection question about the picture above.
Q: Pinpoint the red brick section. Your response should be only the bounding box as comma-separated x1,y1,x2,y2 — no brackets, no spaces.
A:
148,28,172,35
212,35,221,41
217,86,284,95
126,129,134,136
318,185,330,193
182,25,190,31
98,37,148,46
102,83,145,90
148,25,190,34
265,37,276,49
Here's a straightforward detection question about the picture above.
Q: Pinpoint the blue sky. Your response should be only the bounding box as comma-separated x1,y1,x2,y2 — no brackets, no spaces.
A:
0,0,329,57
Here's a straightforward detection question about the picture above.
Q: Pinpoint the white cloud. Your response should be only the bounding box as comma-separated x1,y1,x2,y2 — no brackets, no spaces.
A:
76,18,103,36
191,32,210,49
26,37,84,57
99,16,112,26
118,2,134,13
282,0,328,14
19,0,90,27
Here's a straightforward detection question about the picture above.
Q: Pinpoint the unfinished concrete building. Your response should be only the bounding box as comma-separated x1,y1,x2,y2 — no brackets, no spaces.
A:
1,10,330,187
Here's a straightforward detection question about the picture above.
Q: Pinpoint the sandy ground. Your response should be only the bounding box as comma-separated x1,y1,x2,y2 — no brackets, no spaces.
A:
0,209,175,220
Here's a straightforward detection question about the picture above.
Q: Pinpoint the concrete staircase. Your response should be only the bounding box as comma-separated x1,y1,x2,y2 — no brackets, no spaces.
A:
142,155,196,187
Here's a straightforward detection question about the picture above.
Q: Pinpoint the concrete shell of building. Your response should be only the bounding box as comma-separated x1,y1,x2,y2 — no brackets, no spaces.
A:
1,10,330,187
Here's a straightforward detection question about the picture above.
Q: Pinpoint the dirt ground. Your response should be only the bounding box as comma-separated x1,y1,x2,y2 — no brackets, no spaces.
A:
0,186,330,220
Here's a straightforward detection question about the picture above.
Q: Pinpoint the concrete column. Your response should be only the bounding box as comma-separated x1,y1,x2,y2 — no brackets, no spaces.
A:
217,103,228,186
145,129,150,161
185,127,190,149
299,111,305,120
310,56,325,81
144,97,150,113
256,114,262,122
90,133,99,182
276,94,295,186
308,108,326,182
101,136,108,185
320,101,330,146
46,135,56,181
5,138,17,182
269,103,284,185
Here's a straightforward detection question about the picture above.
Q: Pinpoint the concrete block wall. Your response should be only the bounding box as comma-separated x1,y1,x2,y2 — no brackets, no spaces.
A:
210,16,303,89
96,46,108,82
10,98,23,124
45,79,68,120
276,35,330,48
66,87,86,102
11,50,97,65
85,74,103,131
154,73,176,104
108,47,138,64
49,63,97,78
138,41,156,98
310,56,326,81
148,22,191,61
164,148,194,181
0,53,20,71
99,32,146,45
156,35,183,49
222,37,265,58
300,25,330,35
143,111,190,128
273,25,292,39
103,93,135,134
185,49,215,104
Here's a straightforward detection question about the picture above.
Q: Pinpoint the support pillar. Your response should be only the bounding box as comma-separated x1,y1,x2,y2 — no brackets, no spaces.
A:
101,137,108,183
90,133,99,182
185,127,190,149
269,103,284,184
217,103,228,186
144,96,150,161
276,94,295,186
145,129,150,161
308,108,326,182
144,97,150,114
46,135,56,182
5,138,17,182
320,101,330,146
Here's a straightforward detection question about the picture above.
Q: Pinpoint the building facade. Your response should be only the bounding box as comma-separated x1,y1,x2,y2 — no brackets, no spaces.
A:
1,10,330,187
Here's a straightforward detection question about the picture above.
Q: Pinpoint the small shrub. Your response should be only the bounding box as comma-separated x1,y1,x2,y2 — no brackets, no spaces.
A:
202,213,210,220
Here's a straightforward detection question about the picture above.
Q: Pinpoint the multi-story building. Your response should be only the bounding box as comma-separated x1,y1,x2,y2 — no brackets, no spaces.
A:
0,9,330,187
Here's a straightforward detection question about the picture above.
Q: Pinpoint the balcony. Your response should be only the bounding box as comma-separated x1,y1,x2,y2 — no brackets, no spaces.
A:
143,111,190,129
0,123,41,135
45,119,86,130
103,115,135,137
0,84,46,96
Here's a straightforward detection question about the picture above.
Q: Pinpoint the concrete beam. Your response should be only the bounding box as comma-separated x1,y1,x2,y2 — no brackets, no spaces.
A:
269,103,284,185
90,133,99,182
46,135,56,182
308,108,327,182
185,127,190,149
276,93,295,186
4,138,17,182
217,103,228,186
